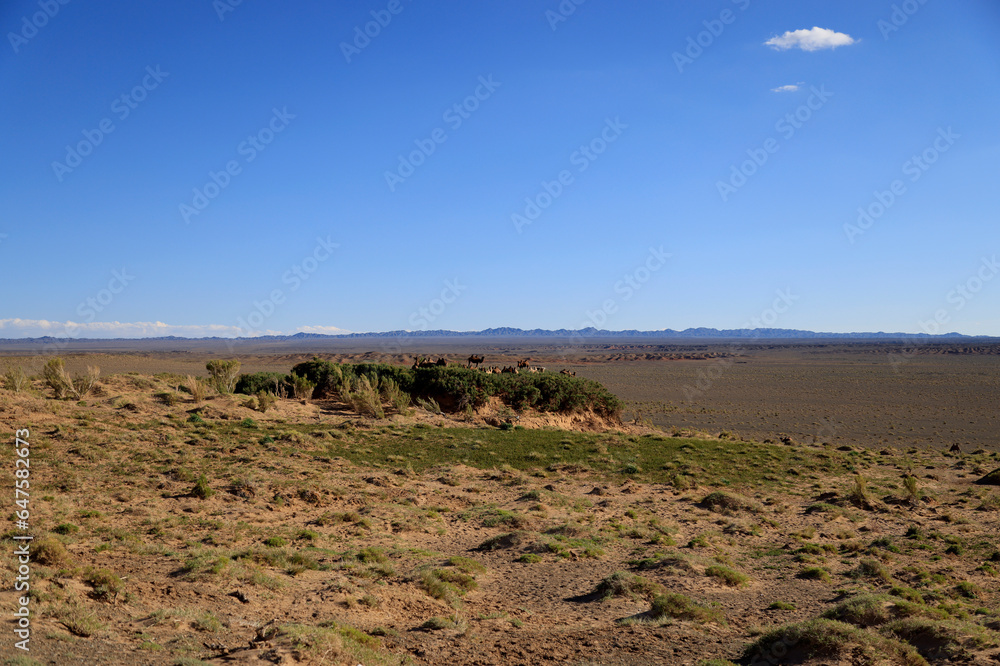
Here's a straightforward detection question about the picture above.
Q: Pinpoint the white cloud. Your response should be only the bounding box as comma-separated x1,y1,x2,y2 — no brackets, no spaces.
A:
765,27,857,52
295,325,352,336
0,319,350,339
771,84,801,93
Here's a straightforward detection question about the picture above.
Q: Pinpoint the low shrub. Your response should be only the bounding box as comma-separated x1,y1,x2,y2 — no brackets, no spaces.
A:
289,359,623,417
291,373,316,400
590,571,663,600
235,372,290,396
647,592,724,624
705,565,749,587
701,491,763,514
255,391,277,413
206,359,240,394
192,474,214,499
2,364,30,393
743,618,926,665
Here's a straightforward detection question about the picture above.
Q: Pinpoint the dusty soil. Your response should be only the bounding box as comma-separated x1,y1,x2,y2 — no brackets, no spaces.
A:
0,343,998,665
4,338,998,451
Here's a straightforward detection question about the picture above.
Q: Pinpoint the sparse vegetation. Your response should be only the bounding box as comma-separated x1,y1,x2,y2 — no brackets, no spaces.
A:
206,359,241,394
705,565,749,587
701,490,762,514
743,618,926,665
42,358,100,399
590,571,663,600
192,474,215,499
645,592,724,624
255,390,277,413
1,356,997,666
3,363,30,392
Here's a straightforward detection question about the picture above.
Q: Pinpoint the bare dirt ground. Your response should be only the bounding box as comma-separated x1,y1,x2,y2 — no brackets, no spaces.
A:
0,340,999,665
3,337,998,451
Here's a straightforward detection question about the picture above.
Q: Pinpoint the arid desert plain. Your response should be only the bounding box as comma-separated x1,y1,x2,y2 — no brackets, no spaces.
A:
1,337,999,665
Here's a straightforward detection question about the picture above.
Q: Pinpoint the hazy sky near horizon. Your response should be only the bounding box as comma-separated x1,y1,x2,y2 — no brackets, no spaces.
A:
2,1,998,339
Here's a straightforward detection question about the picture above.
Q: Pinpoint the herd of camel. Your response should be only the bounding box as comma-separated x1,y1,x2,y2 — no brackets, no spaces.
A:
410,355,576,376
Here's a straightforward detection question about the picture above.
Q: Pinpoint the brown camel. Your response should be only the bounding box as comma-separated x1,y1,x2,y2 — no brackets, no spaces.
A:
467,355,485,368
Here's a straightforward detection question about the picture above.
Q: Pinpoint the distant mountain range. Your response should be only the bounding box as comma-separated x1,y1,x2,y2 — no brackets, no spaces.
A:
1,327,983,343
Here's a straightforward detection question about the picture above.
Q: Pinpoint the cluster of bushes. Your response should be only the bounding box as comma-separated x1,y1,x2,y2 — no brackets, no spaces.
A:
408,364,622,417
234,359,622,419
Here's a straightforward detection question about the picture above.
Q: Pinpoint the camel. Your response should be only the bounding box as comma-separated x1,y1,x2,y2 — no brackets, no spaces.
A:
412,357,440,370
517,359,530,369
501,366,518,374
559,369,576,376
435,357,447,367
467,355,485,369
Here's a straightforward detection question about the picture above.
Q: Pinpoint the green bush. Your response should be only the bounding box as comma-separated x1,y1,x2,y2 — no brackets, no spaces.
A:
235,372,290,396
255,391,277,413
42,358,99,399
192,474,214,499
647,592,724,624
2,364,30,393
291,373,316,399
409,365,622,417
84,567,125,601
347,375,384,419
206,360,240,394
286,360,623,418
290,358,348,397
705,565,749,587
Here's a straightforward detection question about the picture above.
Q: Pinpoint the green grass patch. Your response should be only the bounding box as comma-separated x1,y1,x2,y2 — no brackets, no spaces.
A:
704,565,749,587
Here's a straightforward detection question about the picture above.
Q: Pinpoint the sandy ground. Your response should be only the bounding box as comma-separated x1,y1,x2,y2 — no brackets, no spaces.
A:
0,343,998,664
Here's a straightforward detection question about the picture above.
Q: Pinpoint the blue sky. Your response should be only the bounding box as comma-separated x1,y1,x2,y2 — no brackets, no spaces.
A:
2,0,998,338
